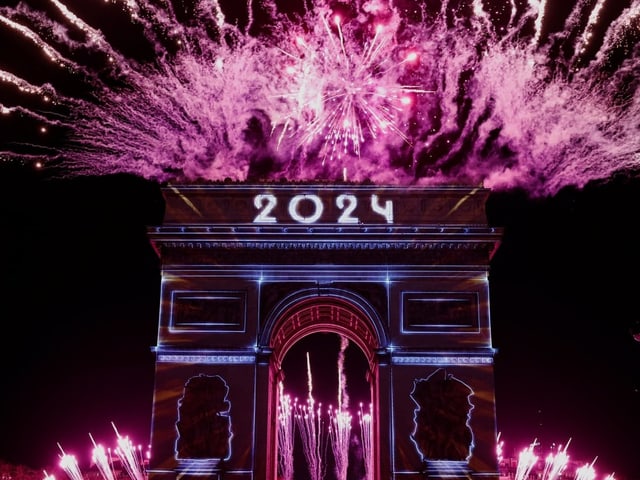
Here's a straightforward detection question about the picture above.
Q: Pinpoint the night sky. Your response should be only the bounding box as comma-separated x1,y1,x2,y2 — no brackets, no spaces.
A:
1,0,640,478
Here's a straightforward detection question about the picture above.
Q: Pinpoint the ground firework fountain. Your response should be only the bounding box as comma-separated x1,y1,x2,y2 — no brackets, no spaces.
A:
357,404,373,480
507,439,616,480
0,0,638,193
294,353,326,480
278,384,296,480
273,334,375,480
50,424,148,480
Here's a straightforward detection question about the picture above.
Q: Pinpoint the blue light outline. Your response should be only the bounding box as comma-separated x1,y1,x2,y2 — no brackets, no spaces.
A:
408,368,476,465
168,290,248,333
400,290,481,334
258,285,389,352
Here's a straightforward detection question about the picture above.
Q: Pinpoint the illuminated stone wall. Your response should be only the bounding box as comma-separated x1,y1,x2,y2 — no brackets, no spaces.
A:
147,184,502,480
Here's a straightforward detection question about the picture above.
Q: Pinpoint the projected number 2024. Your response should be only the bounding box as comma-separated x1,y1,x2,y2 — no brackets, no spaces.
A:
253,193,394,224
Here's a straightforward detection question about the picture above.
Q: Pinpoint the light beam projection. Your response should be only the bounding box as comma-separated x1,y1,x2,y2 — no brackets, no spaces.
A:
0,0,639,195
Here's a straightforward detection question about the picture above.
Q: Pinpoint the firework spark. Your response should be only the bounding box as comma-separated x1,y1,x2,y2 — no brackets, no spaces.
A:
112,423,146,480
541,441,570,480
57,445,84,480
328,336,353,480
278,12,433,165
514,441,539,480
90,433,116,480
575,459,598,480
0,0,638,194
507,439,617,480
328,405,352,480
358,402,373,480
277,382,295,480
56,425,148,480
292,352,326,480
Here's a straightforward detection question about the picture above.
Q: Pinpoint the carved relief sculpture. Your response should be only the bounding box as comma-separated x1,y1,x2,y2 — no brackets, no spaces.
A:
176,374,232,460
410,368,474,461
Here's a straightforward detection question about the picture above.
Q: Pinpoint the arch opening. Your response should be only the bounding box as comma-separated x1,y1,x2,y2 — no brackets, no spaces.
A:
267,295,382,480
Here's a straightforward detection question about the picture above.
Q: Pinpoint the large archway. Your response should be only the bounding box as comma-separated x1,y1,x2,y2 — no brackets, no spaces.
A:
265,293,384,480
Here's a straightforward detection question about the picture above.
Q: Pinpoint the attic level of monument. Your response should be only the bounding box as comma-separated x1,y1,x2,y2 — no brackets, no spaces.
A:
155,183,492,225
150,184,501,265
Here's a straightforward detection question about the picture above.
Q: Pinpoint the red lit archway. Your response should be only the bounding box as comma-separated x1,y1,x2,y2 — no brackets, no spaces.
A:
269,295,381,369
264,292,384,480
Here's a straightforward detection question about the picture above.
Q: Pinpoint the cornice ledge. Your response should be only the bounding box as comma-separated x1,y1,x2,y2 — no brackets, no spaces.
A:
158,240,495,250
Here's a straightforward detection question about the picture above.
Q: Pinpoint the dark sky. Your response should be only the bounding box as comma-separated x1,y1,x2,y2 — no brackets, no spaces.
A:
1,170,639,479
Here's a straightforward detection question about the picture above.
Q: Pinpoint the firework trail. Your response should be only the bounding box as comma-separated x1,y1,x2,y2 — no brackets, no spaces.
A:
574,459,598,480
293,352,326,480
57,444,85,480
358,402,373,480
0,0,638,195
510,439,616,480
277,381,295,480
541,440,570,480
328,335,351,479
112,422,146,480
336,335,349,411
89,433,117,480
328,405,351,480
514,441,539,480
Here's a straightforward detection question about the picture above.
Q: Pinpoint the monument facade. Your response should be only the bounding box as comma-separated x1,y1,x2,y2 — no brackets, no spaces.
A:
146,183,502,480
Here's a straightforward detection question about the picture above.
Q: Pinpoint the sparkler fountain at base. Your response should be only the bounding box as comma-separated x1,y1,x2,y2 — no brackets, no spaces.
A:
49,424,148,480
505,439,616,480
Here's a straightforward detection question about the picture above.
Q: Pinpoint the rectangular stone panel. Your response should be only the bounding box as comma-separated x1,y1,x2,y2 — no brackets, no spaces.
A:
171,291,247,332
402,292,478,332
